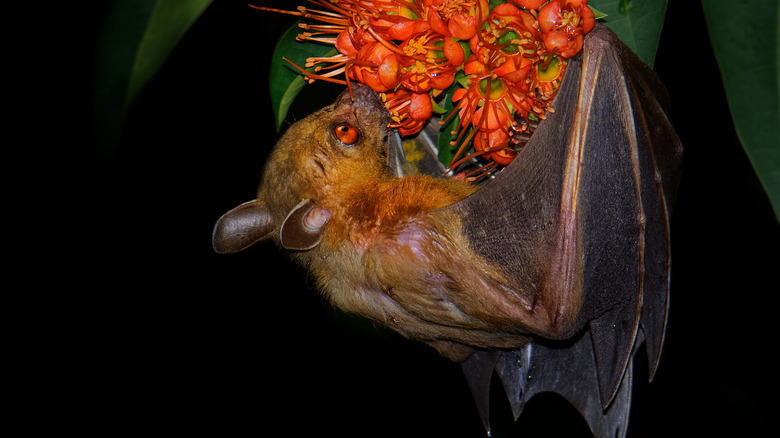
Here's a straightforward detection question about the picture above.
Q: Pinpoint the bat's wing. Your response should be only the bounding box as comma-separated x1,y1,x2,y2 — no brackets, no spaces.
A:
393,24,683,436
462,331,640,437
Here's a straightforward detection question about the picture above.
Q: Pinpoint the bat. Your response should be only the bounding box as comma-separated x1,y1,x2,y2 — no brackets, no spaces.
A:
212,23,683,437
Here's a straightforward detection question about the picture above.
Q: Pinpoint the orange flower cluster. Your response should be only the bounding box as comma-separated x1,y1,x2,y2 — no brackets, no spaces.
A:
256,0,594,171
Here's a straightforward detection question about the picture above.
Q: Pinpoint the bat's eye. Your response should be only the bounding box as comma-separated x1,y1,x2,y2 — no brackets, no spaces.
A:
334,123,359,145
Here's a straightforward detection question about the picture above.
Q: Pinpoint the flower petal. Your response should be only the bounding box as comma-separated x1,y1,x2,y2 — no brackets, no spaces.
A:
538,1,561,34
335,30,358,57
491,148,518,166
409,92,433,120
473,105,507,131
427,9,451,36
448,14,478,40
388,20,418,41
430,71,454,90
511,0,546,9
443,36,465,66
378,54,400,89
491,3,524,18
474,128,509,152
452,87,468,102
542,30,570,54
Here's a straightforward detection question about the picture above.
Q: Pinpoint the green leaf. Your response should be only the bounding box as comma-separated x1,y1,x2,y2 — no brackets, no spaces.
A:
269,23,338,131
94,0,212,152
589,6,608,21
126,0,213,107
587,0,668,67
431,98,448,115
437,87,463,167
488,0,505,13
701,0,780,221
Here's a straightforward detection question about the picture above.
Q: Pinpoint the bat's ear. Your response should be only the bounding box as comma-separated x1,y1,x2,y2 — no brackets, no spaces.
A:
280,199,330,250
212,200,275,253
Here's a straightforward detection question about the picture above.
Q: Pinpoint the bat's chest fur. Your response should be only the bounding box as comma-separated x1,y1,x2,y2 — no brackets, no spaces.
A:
295,175,538,359
318,174,474,249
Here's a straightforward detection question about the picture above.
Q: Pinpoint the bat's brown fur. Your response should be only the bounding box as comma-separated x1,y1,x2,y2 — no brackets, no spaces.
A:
213,86,578,361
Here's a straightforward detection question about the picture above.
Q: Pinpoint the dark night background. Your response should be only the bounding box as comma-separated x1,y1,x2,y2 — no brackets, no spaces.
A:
60,0,779,436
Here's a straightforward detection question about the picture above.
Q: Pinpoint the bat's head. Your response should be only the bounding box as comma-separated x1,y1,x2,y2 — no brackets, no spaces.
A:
212,85,392,253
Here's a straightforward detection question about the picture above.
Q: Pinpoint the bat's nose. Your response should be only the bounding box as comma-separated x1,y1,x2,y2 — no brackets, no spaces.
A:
348,85,391,123
349,83,376,102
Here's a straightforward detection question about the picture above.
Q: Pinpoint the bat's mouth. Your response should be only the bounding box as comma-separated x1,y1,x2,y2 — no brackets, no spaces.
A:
348,85,393,128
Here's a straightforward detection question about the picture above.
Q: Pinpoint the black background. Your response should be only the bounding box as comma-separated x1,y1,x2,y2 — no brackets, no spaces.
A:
63,1,779,436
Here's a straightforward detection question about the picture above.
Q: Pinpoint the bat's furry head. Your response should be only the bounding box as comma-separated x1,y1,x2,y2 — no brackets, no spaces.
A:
259,85,393,226
212,85,395,253
213,85,474,254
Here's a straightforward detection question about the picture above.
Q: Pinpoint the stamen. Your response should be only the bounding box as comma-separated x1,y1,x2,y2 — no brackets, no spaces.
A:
283,57,348,85
297,34,338,45
465,161,498,181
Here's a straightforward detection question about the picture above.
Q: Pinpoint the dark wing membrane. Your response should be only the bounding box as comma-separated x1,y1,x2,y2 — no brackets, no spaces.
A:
576,25,682,402
449,24,682,435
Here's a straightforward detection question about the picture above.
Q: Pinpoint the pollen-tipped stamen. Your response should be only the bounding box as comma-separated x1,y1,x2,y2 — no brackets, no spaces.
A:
250,4,350,26
465,160,498,181
283,57,348,86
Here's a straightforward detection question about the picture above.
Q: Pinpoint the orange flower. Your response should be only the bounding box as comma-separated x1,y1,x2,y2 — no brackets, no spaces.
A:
468,3,541,83
446,74,543,168
530,54,567,101
538,0,595,58
348,42,401,92
382,88,433,136
363,1,429,41
424,0,489,40
474,128,516,166
398,30,459,92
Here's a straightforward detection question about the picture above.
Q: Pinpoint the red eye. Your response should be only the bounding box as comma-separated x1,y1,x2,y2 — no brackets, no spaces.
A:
334,123,359,145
